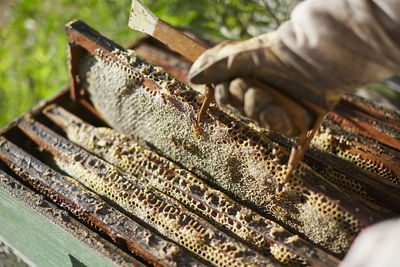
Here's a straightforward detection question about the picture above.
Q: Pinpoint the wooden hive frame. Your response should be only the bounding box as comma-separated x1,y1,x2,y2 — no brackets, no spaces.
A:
0,20,399,266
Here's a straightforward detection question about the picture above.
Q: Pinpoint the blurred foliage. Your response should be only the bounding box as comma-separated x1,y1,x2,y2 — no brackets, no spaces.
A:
0,0,135,127
2,0,397,130
0,0,299,128
147,0,299,40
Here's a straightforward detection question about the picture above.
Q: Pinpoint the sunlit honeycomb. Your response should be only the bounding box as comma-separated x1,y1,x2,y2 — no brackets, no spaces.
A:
313,126,399,184
78,48,378,257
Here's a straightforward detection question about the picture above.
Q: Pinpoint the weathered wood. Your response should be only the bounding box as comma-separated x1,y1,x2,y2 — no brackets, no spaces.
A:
312,120,400,184
332,95,400,149
18,118,281,267
43,104,342,267
0,136,203,267
129,0,207,62
0,168,139,267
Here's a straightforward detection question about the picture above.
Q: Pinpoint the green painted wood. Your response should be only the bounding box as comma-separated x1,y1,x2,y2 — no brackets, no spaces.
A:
0,238,31,267
0,185,116,267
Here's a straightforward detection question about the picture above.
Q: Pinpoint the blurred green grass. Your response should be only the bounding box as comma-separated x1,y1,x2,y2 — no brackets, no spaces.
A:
0,0,298,128
0,0,137,128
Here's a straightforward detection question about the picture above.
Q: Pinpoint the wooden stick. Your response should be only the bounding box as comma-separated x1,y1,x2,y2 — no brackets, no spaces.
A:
194,84,215,134
129,0,207,62
285,113,325,181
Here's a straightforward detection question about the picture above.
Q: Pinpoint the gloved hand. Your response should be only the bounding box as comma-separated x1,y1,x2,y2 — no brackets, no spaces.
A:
188,0,400,138
188,32,333,138
340,218,400,267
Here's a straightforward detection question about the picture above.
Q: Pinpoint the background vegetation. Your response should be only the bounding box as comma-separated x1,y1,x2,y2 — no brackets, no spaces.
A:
0,0,399,129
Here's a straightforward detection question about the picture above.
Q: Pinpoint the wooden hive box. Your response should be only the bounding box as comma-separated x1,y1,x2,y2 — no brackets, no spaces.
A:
0,20,399,266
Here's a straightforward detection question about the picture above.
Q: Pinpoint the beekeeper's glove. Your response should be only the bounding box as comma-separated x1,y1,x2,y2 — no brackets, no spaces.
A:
189,0,400,137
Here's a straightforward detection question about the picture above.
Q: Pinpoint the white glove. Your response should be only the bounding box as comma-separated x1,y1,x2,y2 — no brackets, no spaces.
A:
340,218,400,267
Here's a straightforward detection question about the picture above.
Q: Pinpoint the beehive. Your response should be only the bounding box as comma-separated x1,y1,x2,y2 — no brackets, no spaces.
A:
0,20,398,266
69,21,396,257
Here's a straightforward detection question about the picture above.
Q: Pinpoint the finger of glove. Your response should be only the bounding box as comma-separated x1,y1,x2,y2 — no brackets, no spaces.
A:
259,105,294,137
215,78,249,113
229,78,248,104
243,87,273,119
215,82,230,106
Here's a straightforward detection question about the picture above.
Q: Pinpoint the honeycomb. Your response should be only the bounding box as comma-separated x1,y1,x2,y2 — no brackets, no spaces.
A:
54,107,341,266
312,124,399,184
305,161,373,203
25,122,277,266
78,48,382,256
270,244,304,265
